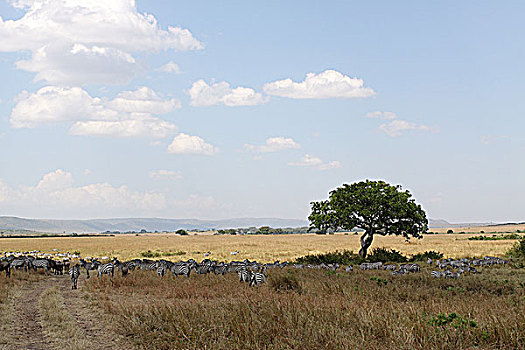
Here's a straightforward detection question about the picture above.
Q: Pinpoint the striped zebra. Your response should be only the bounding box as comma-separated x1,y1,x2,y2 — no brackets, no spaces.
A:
69,265,80,289
170,263,191,277
430,270,446,278
399,263,420,273
360,262,383,270
383,264,397,271
97,263,114,278
10,257,31,272
32,258,52,275
249,271,266,286
238,268,251,283
345,265,353,272
156,265,167,277
80,259,100,279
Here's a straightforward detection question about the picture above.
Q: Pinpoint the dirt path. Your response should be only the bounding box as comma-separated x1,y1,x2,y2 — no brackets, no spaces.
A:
10,274,127,350
12,276,55,350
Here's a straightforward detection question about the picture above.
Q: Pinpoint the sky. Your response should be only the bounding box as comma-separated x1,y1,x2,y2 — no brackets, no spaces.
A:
0,0,524,222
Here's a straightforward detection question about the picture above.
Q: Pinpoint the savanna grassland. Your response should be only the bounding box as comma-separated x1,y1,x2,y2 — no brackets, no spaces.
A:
0,231,524,349
0,231,523,262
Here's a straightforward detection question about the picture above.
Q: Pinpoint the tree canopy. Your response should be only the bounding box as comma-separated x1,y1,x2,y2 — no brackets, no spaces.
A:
308,180,428,257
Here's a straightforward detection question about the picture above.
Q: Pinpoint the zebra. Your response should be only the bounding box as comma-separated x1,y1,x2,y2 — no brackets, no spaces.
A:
80,259,100,279
97,263,114,278
203,251,211,257
430,270,446,278
156,265,167,277
345,265,353,272
427,258,433,264
170,263,191,277
231,250,239,256
383,264,397,271
69,265,80,289
10,257,31,272
360,262,383,270
0,259,10,278
32,258,52,275
399,263,420,273
238,268,251,283
249,271,266,286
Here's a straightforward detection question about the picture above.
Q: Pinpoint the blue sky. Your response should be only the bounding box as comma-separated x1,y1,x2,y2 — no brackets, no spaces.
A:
0,1,524,222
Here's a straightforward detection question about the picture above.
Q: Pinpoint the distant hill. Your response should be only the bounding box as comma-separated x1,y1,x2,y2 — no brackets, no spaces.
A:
0,216,309,233
0,216,508,234
428,219,493,229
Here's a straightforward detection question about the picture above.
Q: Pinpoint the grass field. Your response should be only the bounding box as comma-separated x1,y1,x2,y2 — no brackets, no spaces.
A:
0,232,523,262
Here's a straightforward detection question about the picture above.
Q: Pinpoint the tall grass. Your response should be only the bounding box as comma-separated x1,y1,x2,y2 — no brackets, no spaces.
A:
85,266,525,350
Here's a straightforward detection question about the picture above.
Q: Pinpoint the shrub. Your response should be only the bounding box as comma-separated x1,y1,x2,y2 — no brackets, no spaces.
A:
367,248,407,263
295,250,363,265
410,251,444,261
270,275,302,294
141,250,161,258
506,239,525,259
447,229,454,234
176,229,188,236
429,313,477,329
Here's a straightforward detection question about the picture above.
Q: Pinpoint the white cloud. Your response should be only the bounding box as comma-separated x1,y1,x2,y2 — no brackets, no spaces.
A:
189,80,268,107
0,0,203,85
480,135,509,145
0,169,166,216
263,69,375,99
10,86,179,138
366,111,397,120
70,116,177,139
157,61,181,74
378,119,432,137
366,110,435,137
149,170,183,180
244,137,300,153
167,133,218,155
288,154,341,170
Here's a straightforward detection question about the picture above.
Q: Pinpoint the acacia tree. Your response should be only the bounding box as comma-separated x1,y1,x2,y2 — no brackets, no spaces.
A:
308,180,428,258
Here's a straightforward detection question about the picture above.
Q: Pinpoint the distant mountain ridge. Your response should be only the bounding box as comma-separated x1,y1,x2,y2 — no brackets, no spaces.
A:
0,216,309,233
0,216,505,234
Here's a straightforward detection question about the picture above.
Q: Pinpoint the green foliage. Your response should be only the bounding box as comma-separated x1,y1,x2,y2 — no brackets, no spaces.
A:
506,239,525,259
429,313,477,329
410,251,444,261
469,233,523,241
141,250,161,258
176,229,188,236
447,229,454,234
72,250,81,255
369,276,388,286
367,247,407,263
308,180,428,257
295,250,364,265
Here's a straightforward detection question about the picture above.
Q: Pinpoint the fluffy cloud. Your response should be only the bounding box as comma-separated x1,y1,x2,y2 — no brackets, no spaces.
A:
0,169,166,216
244,137,300,153
263,70,375,99
157,61,181,74
149,170,183,180
377,120,432,137
10,86,179,138
189,80,268,107
366,110,434,137
0,0,203,85
366,111,397,120
167,133,218,155
288,154,341,170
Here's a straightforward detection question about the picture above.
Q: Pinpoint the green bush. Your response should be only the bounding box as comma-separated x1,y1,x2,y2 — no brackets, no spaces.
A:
429,313,477,329
176,229,188,236
367,248,407,263
141,250,161,258
295,250,363,265
506,239,525,259
447,229,454,234
410,251,444,261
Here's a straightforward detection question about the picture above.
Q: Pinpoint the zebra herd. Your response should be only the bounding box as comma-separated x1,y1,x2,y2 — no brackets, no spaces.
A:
0,252,512,290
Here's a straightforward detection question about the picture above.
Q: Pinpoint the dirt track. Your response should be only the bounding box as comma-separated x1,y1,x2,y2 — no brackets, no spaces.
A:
5,274,126,350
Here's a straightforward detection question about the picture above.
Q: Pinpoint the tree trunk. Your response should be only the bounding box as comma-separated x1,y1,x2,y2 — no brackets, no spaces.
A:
359,231,374,258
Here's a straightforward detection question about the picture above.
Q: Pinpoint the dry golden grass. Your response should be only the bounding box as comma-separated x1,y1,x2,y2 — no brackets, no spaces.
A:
85,266,525,350
0,232,522,262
